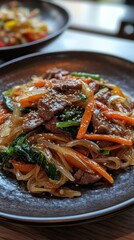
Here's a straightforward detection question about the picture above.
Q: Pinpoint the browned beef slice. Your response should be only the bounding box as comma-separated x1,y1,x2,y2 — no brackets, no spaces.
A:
92,109,128,148
131,101,134,109
38,94,70,122
43,68,69,79
50,79,82,91
22,111,44,132
88,81,99,93
74,169,101,185
45,116,64,134
92,109,125,136
95,89,111,105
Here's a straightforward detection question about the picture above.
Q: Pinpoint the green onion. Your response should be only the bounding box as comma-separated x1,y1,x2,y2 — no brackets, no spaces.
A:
71,72,100,80
101,150,110,155
56,120,80,129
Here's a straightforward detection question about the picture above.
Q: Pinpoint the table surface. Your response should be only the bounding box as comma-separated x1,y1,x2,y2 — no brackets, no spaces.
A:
0,1,134,239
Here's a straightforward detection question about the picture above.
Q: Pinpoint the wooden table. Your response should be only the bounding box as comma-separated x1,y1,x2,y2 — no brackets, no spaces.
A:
0,1,134,239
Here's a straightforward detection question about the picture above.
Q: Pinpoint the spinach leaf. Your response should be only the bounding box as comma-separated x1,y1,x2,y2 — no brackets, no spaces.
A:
0,133,60,180
3,90,14,111
2,90,30,113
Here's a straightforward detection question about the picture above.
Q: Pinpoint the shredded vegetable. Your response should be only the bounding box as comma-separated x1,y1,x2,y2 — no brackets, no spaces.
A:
0,67,133,198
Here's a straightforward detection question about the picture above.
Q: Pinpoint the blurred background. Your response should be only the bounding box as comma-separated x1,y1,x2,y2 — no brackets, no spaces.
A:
55,0,134,40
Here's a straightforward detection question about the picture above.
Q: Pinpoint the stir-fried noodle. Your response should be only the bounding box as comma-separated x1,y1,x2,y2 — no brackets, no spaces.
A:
0,68,134,197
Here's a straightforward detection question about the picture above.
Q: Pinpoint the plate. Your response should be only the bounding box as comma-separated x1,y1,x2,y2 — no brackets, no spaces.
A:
0,0,70,60
0,51,134,225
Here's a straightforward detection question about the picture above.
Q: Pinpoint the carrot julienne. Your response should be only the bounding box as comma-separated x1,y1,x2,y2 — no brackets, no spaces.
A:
34,79,46,88
84,134,132,146
77,90,94,139
74,150,114,184
20,93,46,108
34,79,53,88
81,78,93,84
103,144,122,151
102,111,134,125
95,100,109,111
11,160,36,173
105,83,125,98
0,108,10,124
62,148,113,183
95,101,134,125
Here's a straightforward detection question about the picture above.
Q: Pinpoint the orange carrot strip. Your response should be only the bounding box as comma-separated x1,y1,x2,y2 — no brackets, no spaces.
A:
103,111,134,125
0,108,9,115
0,114,10,124
95,100,109,111
11,160,36,173
0,108,10,124
34,79,53,88
95,101,134,125
20,93,45,108
82,78,93,84
64,148,113,184
103,144,122,151
77,90,94,139
105,84,125,98
77,151,114,184
84,134,132,146
34,79,46,88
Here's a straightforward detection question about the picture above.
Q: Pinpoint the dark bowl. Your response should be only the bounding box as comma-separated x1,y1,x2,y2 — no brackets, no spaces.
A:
0,0,70,60
0,51,134,225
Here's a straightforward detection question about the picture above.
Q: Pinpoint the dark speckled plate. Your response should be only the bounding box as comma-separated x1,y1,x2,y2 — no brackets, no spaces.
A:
0,51,134,225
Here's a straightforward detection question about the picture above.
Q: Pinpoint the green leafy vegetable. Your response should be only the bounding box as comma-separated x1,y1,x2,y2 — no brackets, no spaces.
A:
60,106,83,122
71,72,100,81
2,89,30,113
3,89,14,111
79,93,88,102
101,150,110,155
56,120,80,129
57,106,84,137
0,133,60,180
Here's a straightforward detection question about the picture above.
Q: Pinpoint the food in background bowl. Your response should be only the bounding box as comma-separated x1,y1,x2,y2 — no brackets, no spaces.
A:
0,1,49,47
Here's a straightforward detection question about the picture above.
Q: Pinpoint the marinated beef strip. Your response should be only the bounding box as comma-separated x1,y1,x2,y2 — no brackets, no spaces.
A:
92,109,125,136
50,79,82,91
45,116,65,134
22,111,44,132
88,81,100,94
42,68,69,79
38,91,71,122
74,169,101,185
38,76,82,123
92,108,129,148
95,88,111,105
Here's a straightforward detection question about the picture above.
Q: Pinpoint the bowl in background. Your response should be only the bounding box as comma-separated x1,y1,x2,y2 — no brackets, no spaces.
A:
0,0,70,60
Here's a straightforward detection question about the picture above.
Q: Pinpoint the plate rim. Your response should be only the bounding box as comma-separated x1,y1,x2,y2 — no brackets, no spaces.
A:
0,198,133,223
0,50,134,224
0,50,134,69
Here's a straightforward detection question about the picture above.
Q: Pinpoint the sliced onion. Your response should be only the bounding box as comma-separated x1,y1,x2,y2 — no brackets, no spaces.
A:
29,133,71,144
36,139,94,174
93,157,121,169
64,139,100,153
